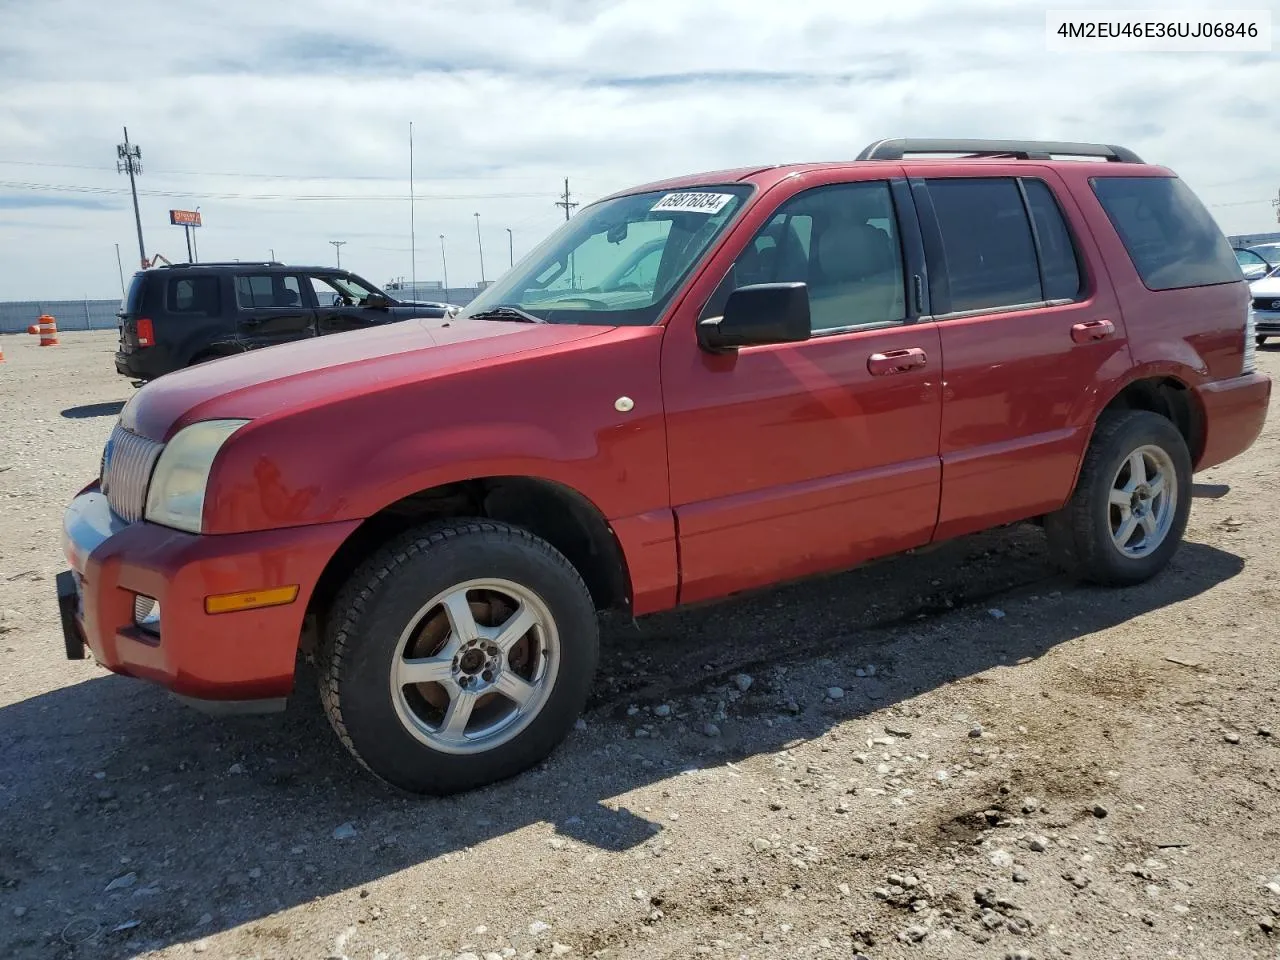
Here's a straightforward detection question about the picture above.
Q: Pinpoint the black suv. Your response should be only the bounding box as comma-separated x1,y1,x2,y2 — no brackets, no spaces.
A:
114,261,459,381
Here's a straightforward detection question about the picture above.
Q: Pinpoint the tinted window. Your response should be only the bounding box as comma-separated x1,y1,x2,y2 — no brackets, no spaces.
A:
121,273,146,314
165,276,221,316
927,178,1042,313
1090,176,1241,290
235,274,303,308
1022,179,1083,301
712,181,906,333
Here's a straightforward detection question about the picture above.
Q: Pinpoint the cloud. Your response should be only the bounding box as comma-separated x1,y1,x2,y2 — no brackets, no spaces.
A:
0,0,1276,298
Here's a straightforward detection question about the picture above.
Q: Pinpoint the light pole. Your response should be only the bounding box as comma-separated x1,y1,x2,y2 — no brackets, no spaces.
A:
439,234,449,293
114,243,126,298
329,240,346,268
474,212,485,284
506,227,513,268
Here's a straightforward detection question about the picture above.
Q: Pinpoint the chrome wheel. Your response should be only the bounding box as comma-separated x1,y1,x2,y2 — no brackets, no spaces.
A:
1108,444,1177,559
389,578,559,755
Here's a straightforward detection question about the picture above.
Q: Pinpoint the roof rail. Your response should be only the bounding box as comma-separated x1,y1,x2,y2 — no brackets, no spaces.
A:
856,138,1143,163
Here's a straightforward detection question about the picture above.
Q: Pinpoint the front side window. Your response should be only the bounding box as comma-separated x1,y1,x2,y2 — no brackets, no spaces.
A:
705,180,906,333
926,177,1043,313
310,274,386,306
235,274,303,309
1090,176,1241,291
459,186,753,326
166,276,221,316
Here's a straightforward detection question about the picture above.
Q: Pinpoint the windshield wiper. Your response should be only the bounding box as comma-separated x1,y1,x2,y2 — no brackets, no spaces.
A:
467,306,546,324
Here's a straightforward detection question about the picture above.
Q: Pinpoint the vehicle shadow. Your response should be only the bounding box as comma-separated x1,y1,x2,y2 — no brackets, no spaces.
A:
0,531,1246,958
60,401,126,420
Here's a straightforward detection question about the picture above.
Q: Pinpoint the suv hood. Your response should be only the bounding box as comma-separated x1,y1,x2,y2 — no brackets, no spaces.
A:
121,317,610,442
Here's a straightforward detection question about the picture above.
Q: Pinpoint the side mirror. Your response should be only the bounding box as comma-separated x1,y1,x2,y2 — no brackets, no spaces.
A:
697,282,811,353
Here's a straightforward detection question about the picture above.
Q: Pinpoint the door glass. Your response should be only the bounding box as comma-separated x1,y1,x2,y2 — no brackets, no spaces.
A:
235,275,303,309
709,181,906,333
926,177,1042,313
1021,179,1083,301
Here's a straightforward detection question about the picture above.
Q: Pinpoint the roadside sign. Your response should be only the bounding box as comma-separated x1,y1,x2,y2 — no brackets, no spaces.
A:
169,209,202,227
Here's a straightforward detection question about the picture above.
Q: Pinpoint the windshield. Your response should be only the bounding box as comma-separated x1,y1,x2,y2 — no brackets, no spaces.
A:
460,185,753,325
1249,244,1280,265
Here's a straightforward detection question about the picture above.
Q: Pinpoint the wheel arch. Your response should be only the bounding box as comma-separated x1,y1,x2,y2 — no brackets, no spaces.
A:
1067,370,1206,495
305,475,633,645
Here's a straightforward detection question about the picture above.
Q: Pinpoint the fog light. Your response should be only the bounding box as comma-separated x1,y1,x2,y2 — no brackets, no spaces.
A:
133,594,160,634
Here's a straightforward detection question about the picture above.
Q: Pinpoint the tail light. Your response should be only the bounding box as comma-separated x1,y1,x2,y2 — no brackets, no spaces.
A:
1243,305,1257,374
136,318,155,347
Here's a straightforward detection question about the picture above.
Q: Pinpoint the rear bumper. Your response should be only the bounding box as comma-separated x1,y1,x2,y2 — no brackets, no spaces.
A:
1193,371,1272,472
114,348,172,381
60,486,359,702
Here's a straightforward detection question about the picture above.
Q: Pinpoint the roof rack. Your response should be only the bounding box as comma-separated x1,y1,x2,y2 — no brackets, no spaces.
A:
856,138,1143,164
153,260,284,268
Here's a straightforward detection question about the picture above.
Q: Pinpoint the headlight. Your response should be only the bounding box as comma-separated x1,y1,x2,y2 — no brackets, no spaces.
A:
144,419,250,533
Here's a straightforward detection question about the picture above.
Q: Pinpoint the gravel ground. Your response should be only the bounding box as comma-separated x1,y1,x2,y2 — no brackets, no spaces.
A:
1,329,1279,960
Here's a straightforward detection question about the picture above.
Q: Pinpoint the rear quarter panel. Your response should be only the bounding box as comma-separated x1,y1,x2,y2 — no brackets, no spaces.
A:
1059,166,1250,387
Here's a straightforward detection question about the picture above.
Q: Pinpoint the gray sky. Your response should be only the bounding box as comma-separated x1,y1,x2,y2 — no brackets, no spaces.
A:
1,0,1276,300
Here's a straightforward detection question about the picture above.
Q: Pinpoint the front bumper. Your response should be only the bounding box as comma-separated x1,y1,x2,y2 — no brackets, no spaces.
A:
1255,309,1280,335
59,486,359,703
1193,370,1272,472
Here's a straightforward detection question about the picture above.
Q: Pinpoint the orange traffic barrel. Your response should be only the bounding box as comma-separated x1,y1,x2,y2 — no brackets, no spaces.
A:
37,315,59,346
27,324,38,335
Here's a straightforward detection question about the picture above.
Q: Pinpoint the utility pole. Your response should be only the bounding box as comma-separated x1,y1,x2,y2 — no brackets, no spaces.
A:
116,127,146,268
329,240,346,268
114,243,126,298
439,234,449,292
409,121,417,296
1273,186,1279,224
192,206,200,262
555,177,578,221
474,213,485,284
506,227,513,267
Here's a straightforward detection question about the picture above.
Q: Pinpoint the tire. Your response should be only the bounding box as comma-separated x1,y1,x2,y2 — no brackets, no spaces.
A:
1258,336,1269,347
317,519,599,795
1044,410,1192,587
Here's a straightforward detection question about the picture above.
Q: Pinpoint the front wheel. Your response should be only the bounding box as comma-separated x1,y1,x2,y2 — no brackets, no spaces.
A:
317,520,599,795
1044,410,1192,586
1258,335,1269,347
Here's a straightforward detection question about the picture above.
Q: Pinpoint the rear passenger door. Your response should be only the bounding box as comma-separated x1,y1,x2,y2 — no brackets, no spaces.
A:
233,273,316,349
913,172,1129,540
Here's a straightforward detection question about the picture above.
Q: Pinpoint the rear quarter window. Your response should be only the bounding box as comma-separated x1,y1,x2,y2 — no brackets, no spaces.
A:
165,276,221,317
1090,176,1241,291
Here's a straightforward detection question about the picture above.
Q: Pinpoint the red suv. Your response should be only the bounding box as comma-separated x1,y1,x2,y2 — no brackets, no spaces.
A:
57,139,1270,794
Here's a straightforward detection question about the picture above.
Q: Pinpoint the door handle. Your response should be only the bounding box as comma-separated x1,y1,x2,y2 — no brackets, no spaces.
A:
867,347,928,376
1070,319,1115,343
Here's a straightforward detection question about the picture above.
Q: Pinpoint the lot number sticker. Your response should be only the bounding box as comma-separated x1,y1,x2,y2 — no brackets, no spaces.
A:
651,192,734,215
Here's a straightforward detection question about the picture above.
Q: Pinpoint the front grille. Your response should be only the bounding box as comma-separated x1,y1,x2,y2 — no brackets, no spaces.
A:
1254,297,1280,311
101,424,163,523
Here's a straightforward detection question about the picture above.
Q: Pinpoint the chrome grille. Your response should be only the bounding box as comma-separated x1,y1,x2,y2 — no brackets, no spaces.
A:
101,424,163,523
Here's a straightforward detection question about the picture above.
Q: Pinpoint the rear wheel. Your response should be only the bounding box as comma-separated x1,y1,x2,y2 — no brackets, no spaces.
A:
317,520,599,795
1258,335,1269,347
1044,410,1192,586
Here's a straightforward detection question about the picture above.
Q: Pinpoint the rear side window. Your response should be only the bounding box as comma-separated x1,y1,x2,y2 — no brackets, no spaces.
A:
1090,176,1241,290
926,178,1043,313
235,274,304,308
165,276,221,317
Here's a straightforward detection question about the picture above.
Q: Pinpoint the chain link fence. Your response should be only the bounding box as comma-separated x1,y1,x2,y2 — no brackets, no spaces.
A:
0,300,120,335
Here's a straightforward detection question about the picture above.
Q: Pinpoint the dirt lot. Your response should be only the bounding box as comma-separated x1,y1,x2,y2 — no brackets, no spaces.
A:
1,329,1278,960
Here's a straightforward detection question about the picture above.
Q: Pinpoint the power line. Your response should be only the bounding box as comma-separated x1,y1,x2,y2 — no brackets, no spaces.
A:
0,179,545,202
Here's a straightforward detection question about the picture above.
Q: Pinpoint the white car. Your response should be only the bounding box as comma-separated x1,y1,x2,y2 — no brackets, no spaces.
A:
1250,265,1280,346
